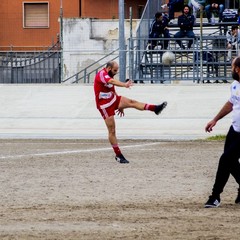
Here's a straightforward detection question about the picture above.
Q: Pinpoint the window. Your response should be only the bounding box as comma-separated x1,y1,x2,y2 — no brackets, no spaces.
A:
138,5,145,19
23,2,49,28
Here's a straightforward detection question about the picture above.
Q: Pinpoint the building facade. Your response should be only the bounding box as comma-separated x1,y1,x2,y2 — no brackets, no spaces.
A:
80,0,146,19
0,0,79,50
0,0,146,50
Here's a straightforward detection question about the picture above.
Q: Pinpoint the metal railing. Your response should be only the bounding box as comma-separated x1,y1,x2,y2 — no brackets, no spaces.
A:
62,49,119,84
0,43,61,83
136,0,163,67
62,33,232,84
131,35,232,83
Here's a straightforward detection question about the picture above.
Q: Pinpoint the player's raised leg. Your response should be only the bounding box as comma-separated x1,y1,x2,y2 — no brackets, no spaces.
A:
118,96,167,115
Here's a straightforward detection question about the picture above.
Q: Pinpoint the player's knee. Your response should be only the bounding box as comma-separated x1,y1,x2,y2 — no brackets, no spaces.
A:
108,126,116,136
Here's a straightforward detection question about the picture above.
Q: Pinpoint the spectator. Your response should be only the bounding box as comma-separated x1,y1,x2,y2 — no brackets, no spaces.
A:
238,8,240,25
148,12,171,50
205,0,225,23
161,0,184,23
188,0,206,20
226,25,240,62
174,5,195,49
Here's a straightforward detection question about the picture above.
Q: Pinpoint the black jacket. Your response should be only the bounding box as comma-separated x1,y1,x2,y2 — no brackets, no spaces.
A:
178,13,195,31
149,16,169,38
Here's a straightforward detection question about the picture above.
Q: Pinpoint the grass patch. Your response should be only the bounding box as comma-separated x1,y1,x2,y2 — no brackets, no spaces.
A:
206,135,226,141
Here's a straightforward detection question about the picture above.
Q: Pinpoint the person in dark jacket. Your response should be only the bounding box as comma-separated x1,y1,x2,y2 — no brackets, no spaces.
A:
174,5,195,49
162,0,184,22
205,0,225,23
148,12,170,50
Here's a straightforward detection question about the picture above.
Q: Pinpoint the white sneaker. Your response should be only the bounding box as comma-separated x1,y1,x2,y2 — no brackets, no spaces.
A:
161,4,168,8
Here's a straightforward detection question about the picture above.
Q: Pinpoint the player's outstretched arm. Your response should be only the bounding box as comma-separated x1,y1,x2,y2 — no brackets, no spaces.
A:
205,101,233,132
109,78,133,88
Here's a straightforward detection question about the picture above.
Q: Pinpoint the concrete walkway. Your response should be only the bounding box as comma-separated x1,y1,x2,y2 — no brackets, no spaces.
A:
0,84,232,140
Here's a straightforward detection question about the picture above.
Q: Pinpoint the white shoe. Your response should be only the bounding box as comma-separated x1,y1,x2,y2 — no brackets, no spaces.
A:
161,4,168,8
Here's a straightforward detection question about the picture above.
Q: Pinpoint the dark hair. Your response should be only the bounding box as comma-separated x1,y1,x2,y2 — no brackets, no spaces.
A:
234,57,240,67
182,4,191,13
231,25,238,31
155,12,163,19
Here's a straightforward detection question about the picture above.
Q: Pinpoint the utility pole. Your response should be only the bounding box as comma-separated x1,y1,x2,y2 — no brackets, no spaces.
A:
119,0,126,82
60,0,63,82
129,7,133,80
200,5,203,83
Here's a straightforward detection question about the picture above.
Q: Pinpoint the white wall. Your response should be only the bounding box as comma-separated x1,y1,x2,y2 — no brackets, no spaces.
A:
0,84,232,140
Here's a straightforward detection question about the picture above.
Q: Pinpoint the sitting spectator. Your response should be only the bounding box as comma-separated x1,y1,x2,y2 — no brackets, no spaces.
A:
148,12,170,50
174,5,195,49
188,0,206,20
226,25,240,62
161,0,184,23
205,0,225,23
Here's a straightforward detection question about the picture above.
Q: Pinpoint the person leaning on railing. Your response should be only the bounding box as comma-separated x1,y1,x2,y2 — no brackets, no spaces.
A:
205,0,225,23
226,25,240,62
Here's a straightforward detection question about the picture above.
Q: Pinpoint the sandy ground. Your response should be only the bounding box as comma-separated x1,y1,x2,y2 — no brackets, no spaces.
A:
0,139,240,240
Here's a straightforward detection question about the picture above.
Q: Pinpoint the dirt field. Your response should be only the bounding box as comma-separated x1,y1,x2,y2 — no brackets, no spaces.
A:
0,139,240,240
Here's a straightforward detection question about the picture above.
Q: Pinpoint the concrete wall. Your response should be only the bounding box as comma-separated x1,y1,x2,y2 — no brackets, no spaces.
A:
62,18,139,82
0,84,232,140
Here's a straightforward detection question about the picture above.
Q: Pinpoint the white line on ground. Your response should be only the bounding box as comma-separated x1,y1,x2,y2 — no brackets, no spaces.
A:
0,142,161,160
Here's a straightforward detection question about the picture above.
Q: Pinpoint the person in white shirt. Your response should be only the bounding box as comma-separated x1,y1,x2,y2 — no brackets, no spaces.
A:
226,25,240,62
204,56,240,208
188,0,206,20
